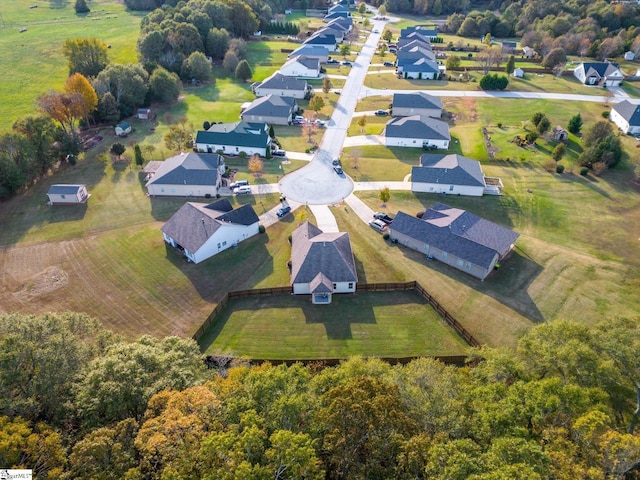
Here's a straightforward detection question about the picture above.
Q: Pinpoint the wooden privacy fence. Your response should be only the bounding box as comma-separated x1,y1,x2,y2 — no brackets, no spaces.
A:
192,281,481,351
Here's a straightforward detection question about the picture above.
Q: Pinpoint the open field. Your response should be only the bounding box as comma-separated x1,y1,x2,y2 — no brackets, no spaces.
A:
0,0,143,132
199,290,469,358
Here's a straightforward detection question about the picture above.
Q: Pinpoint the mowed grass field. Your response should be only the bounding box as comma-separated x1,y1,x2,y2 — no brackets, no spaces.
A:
200,290,469,358
0,0,143,131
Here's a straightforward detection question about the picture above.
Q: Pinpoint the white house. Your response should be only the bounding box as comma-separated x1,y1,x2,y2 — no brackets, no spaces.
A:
253,72,309,99
389,203,519,281
291,222,357,304
240,95,297,126
610,100,640,135
279,55,321,78
161,199,259,264
573,62,624,86
195,121,271,157
289,45,329,63
399,58,441,79
146,152,225,197
411,154,503,196
385,115,450,149
392,92,443,118
46,184,90,205
303,32,337,52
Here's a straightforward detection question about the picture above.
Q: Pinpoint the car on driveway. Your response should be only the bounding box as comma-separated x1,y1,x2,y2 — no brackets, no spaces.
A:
276,205,291,218
332,158,340,166
369,219,388,232
373,212,394,224
326,58,339,64
374,109,389,116
314,119,326,127
234,186,252,194
383,61,394,67
341,61,352,67
333,165,343,175
272,149,286,157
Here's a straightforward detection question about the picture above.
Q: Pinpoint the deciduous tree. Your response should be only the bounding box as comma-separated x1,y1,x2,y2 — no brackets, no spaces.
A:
248,154,264,176
322,76,333,96
357,115,367,132
206,28,230,60
379,186,390,204
149,66,181,104
164,125,193,151
308,95,324,113
181,51,212,82
62,37,109,77
110,142,126,161
64,73,98,124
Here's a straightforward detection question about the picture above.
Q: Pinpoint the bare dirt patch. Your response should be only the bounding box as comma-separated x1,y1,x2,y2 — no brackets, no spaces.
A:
14,266,68,300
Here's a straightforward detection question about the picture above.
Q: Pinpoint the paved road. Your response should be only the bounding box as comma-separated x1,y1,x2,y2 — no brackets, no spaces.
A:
279,20,386,205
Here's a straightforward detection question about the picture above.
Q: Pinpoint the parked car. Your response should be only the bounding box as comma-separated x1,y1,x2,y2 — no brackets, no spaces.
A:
229,180,249,189
341,61,352,67
293,115,305,123
332,158,340,166
234,186,252,194
373,212,394,224
272,149,286,157
373,29,380,33
276,205,291,218
314,119,326,127
374,109,389,116
383,61,394,67
333,165,343,175
327,58,339,64
369,219,388,232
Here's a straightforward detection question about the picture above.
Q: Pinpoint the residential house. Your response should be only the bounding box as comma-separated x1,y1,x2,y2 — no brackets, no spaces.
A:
161,198,259,264
289,45,329,63
610,100,640,135
195,121,271,157
399,58,441,79
385,115,450,148
317,26,345,43
303,32,337,51
326,16,352,32
398,31,434,49
253,72,309,99
400,26,439,40
291,222,357,304
411,154,503,196
46,184,90,205
396,45,437,72
240,95,297,126
146,152,225,197
573,62,624,86
389,203,520,281
115,121,131,137
327,3,350,15
392,92,443,118
279,55,321,78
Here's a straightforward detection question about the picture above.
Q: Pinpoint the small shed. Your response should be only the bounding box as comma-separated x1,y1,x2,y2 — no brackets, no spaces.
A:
115,121,132,137
624,51,635,61
47,184,90,205
552,126,568,142
522,46,537,58
136,108,153,120
512,68,524,78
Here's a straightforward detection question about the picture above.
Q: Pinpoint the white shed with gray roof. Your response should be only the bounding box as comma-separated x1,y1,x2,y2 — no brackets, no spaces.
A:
46,184,90,205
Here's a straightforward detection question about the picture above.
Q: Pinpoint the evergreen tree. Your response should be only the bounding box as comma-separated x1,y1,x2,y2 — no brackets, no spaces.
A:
568,113,583,134
235,59,252,82
75,0,90,14
505,55,515,75
134,144,144,167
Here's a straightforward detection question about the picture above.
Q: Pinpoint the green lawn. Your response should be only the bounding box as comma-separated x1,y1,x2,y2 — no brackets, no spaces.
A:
0,0,143,132
199,290,469,358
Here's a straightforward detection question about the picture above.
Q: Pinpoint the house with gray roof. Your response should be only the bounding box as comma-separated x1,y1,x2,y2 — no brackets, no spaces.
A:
389,203,519,280
146,152,225,197
291,222,357,304
399,57,441,79
46,184,90,205
610,100,640,135
289,45,329,63
161,198,259,264
385,115,450,149
400,26,439,40
392,92,443,118
573,62,623,86
279,55,321,78
195,121,271,157
253,72,309,99
240,95,297,126
326,16,352,31
303,32,337,51
411,154,503,196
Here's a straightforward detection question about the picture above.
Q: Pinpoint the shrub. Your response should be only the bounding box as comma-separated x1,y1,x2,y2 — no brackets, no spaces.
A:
383,232,390,240
556,164,565,174
288,234,292,243
258,225,266,234
479,73,509,90
601,110,610,118
580,167,589,176
497,122,503,128
205,193,211,198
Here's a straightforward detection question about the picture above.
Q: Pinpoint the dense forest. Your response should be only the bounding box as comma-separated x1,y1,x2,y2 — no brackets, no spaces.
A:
0,312,638,479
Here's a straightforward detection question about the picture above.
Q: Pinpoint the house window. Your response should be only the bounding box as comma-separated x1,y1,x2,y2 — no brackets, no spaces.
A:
60,194,66,199
348,282,353,289
456,259,464,267
465,263,471,270
449,185,454,191
442,252,448,259
412,140,417,144
217,243,221,249
222,241,227,246
235,147,239,152
333,283,337,290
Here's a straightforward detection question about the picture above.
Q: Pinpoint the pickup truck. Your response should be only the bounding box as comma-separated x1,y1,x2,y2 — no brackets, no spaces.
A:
373,212,393,224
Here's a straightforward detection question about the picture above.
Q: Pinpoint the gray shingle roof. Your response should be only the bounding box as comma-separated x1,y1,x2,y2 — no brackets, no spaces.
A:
284,55,320,70
257,72,308,91
195,121,270,149
291,222,357,285
290,45,330,58
412,154,485,187
326,16,352,28
386,115,450,140
146,152,223,187
161,200,258,253
390,203,519,269
393,92,442,111
305,33,336,45
401,57,440,73
400,26,438,38
47,184,84,195
612,100,640,126
579,62,622,79
241,95,296,118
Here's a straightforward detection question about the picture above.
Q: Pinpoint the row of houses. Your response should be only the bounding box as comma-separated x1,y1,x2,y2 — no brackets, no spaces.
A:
395,26,444,80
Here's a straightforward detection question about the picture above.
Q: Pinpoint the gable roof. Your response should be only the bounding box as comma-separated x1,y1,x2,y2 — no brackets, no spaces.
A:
391,204,519,269
241,95,296,118
401,57,440,73
328,3,350,13
579,62,622,79
195,122,269,149
412,154,485,187
393,92,443,111
290,45,330,58
396,45,436,62
47,184,85,195
146,152,223,187
161,200,259,254
291,222,357,285
324,11,350,20
256,72,308,91
284,55,320,70
400,26,438,38
325,18,350,31
325,16,352,28
612,100,640,126
305,32,337,45
386,115,450,140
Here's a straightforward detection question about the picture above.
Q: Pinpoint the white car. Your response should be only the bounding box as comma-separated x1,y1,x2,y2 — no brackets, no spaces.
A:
369,219,388,232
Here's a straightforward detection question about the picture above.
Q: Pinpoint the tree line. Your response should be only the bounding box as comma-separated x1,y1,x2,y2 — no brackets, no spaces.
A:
0,311,639,479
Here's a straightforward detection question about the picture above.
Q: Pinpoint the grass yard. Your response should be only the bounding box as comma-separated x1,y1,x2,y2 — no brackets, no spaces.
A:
0,0,143,132
341,146,424,182
356,95,393,112
199,290,469,359
348,115,389,135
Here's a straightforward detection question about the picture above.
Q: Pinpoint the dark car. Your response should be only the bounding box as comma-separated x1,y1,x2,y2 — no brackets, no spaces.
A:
383,61,394,67
374,109,389,116
272,149,286,157
333,165,343,175
276,205,291,218
327,58,339,64
332,158,341,166
373,212,394,224
341,61,352,67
